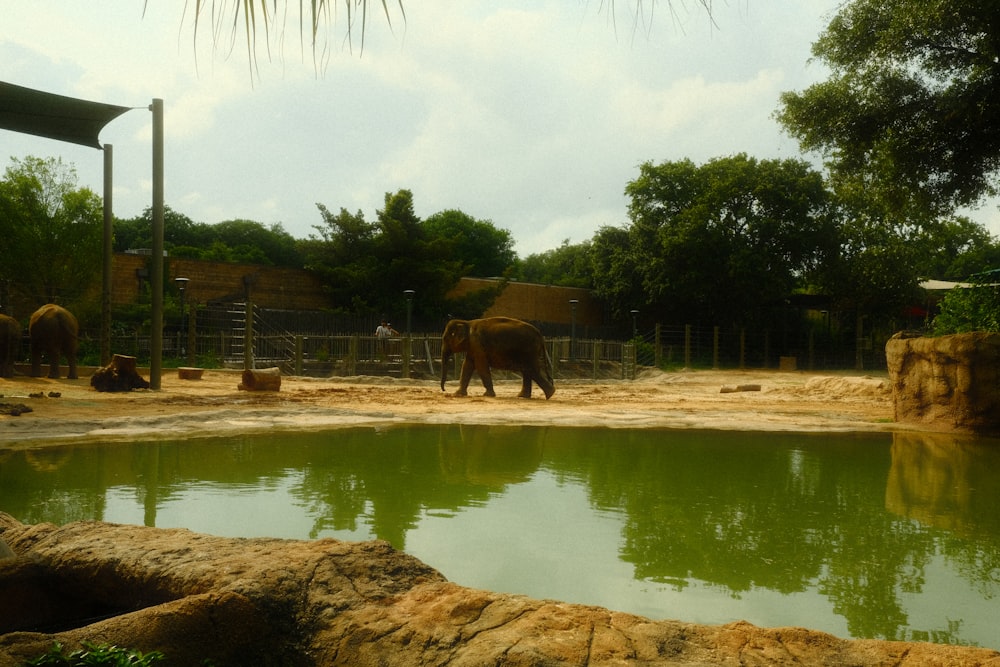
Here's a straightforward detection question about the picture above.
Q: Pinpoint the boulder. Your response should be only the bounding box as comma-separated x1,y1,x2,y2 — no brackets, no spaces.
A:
0,513,998,666
886,332,1000,434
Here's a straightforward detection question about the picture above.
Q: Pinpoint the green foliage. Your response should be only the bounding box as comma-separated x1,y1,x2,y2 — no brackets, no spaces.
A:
777,0,1000,217
0,156,103,304
303,190,511,323
517,239,594,288
114,208,304,268
932,280,1000,335
600,155,835,325
422,209,516,277
24,641,165,667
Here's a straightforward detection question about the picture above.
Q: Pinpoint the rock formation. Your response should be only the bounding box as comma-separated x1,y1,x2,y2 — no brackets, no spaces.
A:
886,331,1000,434
1,514,998,666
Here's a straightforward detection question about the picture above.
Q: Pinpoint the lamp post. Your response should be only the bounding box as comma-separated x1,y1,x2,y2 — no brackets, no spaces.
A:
569,299,578,360
630,309,639,338
403,290,415,336
175,277,189,357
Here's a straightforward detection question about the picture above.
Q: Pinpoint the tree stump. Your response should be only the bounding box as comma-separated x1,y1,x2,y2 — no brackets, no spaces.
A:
239,367,281,391
90,354,151,392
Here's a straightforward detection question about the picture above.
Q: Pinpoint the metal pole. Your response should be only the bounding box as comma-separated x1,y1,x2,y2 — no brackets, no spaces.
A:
101,144,113,366
150,98,164,389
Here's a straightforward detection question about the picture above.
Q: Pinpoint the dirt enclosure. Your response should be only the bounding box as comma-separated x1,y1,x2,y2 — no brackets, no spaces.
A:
0,367,894,445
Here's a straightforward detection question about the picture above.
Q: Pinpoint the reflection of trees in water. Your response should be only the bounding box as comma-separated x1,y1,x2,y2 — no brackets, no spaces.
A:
541,429,1000,644
886,432,1000,607
0,444,108,526
291,425,545,549
5,426,1000,645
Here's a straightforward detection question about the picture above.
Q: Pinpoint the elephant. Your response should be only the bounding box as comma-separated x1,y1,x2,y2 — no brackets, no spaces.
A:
440,316,555,399
29,304,79,379
0,314,20,378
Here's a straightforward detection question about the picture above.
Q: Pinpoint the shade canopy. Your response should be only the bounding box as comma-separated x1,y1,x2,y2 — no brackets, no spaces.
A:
0,81,131,149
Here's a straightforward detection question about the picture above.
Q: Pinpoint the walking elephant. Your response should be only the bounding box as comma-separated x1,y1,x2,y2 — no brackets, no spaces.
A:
30,304,79,379
440,316,555,399
0,314,20,378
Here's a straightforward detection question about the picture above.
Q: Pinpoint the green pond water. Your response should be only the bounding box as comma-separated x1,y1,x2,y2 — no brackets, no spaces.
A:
2,425,999,649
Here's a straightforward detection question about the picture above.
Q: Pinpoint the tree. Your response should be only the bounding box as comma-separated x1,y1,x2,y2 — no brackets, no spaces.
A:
777,1,1000,218
423,209,516,278
115,209,305,267
0,156,103,305
606,155,836,326
518,239,594,288
303,190,466,325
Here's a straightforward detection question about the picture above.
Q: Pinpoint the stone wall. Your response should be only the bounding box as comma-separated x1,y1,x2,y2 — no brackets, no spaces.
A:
885,331,1000,434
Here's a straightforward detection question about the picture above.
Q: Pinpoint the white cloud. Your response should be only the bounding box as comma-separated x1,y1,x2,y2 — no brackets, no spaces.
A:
4,1,998,257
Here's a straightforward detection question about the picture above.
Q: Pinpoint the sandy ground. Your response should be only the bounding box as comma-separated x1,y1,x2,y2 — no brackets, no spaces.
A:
0,366,896,447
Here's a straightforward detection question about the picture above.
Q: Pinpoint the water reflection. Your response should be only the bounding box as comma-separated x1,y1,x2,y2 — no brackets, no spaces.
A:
1,426,999,648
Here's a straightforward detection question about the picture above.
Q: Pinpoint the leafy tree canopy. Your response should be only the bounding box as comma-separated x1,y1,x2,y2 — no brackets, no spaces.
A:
422,209,517,278
598,154,837,326
0,156,103,305
517,239,594,288
303,190,471,325
777,0,1000,218
115,208,304,267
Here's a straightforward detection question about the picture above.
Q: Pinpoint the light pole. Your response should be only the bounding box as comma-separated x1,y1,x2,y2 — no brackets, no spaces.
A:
630,309,639,338
175,277,189,358
403,290,415,336
569,299,578,360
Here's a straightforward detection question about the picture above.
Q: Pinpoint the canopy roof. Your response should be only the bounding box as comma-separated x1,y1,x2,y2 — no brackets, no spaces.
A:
0,81,131,149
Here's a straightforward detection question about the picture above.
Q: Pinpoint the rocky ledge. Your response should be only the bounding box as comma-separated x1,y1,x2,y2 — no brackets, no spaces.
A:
1,513,997,666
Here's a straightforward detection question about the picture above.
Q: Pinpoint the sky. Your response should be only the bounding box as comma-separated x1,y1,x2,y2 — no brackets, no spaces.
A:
4,2,997,257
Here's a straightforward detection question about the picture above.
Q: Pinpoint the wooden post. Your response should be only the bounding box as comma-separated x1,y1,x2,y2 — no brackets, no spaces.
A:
186,304,197,366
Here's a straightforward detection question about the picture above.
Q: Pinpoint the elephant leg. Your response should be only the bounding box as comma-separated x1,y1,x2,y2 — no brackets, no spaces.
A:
531,370,556,399
67,354,78,380
477,363,496,397
455,356,475,396
518,374,533,398
48,349,60,379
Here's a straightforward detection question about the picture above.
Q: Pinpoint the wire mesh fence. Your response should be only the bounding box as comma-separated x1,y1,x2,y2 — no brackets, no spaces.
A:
67,301,892,380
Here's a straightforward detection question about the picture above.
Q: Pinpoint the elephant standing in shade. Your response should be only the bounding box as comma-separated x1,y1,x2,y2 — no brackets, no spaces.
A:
0,314,20,378
441,316,555,399
30,304,79,379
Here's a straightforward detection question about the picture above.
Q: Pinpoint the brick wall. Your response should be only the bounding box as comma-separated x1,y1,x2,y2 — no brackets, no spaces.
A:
112,253,333,310
447,278,603,326
109,256,603,325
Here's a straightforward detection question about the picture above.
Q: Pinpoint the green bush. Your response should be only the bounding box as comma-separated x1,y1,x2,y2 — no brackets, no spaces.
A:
932,283,1000,335
23,641,164,667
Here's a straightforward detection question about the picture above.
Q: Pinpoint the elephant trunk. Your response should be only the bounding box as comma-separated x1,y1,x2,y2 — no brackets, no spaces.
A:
440,345,451,391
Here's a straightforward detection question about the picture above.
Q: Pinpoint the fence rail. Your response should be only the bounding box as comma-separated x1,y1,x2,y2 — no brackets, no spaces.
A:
89,322,889,380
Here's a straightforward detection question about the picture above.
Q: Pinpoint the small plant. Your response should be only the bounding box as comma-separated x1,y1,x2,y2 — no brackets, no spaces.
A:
23,641,164,667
